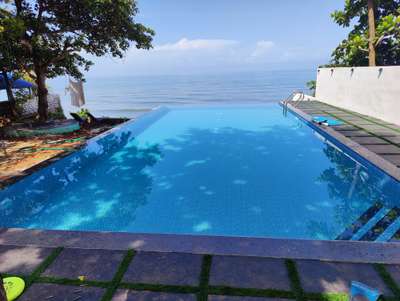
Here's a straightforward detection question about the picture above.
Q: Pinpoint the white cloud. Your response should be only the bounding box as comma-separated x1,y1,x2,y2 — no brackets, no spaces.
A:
154,38,239,52
250,40,275,57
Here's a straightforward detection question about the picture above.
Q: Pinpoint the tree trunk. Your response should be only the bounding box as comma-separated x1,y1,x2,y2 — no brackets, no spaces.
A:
1,69,18,118
35,71,48,122
0,275,6,301
368,0,377,66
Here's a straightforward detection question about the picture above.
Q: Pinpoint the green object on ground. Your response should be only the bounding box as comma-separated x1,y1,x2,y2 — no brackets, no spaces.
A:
19,146,74,153
10,122,80,138
3,277,25,301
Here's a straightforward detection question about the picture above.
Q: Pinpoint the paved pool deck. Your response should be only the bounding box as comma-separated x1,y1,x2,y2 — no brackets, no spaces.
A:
2,243,400,301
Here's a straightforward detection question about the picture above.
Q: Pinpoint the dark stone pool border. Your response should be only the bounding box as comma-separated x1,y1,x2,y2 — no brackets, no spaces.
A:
1,227,400,264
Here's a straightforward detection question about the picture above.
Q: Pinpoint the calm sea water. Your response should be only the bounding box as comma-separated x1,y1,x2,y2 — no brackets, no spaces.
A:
49,70,315,118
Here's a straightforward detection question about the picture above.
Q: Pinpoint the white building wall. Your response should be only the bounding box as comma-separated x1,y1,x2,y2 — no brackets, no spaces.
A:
315,66,400,126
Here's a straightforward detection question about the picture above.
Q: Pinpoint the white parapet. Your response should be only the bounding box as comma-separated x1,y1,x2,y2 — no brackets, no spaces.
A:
315,66,400,126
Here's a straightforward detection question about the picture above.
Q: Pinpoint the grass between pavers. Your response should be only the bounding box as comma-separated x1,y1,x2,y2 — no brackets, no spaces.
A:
285,259,306,301
316,102,400,134
100,249,136,301
374,264,400,300
198,254,212,301
25,247,64,288
321,110,400,148
208,286,296,299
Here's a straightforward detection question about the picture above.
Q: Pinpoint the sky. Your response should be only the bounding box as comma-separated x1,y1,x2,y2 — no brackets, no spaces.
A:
84,0,350,77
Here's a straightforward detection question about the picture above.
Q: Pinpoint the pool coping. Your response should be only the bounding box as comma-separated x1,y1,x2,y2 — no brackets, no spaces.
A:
1,227,400,264
284,102,400,182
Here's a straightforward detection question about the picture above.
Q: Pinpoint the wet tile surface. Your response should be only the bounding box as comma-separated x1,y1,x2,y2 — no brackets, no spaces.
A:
296,260,392,295
0,245,54,275
111,289,197,301
43,248,125,281
18,283,105,301
123,251,203,286
209,256,290,290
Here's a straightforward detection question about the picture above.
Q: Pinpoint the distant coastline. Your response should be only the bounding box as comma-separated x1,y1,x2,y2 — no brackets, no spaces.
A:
47,69,315,118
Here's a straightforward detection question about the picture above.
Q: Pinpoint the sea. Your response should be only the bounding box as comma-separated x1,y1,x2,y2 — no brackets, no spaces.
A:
7,69,316,118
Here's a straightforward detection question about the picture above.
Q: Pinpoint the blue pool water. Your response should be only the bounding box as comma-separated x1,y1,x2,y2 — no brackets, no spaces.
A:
1,104,399,240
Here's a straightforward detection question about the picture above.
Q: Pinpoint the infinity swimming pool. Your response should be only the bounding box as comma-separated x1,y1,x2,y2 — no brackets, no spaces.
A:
1,104,399,241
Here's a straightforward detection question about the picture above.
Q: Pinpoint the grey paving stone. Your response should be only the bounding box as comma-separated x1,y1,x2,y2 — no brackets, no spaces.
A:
43,248,125,281
381,155,400,167
341,130,371,137
18,283,105,301
0,244,54,275
123,251,202,286
296,260,392,296
385,136,400,144
209,256,290,290
208,296,294,301
111,289,196,301
351,136,389,145
363,144,400,154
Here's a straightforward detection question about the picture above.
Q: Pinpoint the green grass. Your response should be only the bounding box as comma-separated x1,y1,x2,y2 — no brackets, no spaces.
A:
25,247,64,288
320,110,400,148
36,276,109,288
374,264,400,299
100,249,136,301
198,255,212,301
285,259,306,301
208,285,295,299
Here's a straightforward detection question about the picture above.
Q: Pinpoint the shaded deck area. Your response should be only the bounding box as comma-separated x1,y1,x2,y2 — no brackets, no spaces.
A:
1,244,400,301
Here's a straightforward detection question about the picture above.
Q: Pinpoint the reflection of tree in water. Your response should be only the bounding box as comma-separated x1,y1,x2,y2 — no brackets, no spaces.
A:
0,131,162,231
307,144,400,239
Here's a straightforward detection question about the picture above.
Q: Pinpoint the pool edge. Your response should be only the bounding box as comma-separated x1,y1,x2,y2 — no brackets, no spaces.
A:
1,227,400,264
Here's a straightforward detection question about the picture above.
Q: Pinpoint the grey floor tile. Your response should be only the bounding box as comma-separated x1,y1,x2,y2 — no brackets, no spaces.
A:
0,245,54,275
351,136,389,145
209,256,290,291
43,248,125,281
18,283,105,301
123,252,202,286
363,144,400,154
381,155,400,167
111,289,196,301
296,260,392,296
208,296,295,301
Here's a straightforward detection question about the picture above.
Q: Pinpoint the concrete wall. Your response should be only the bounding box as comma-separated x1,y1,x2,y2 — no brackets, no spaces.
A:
315,66,400,126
